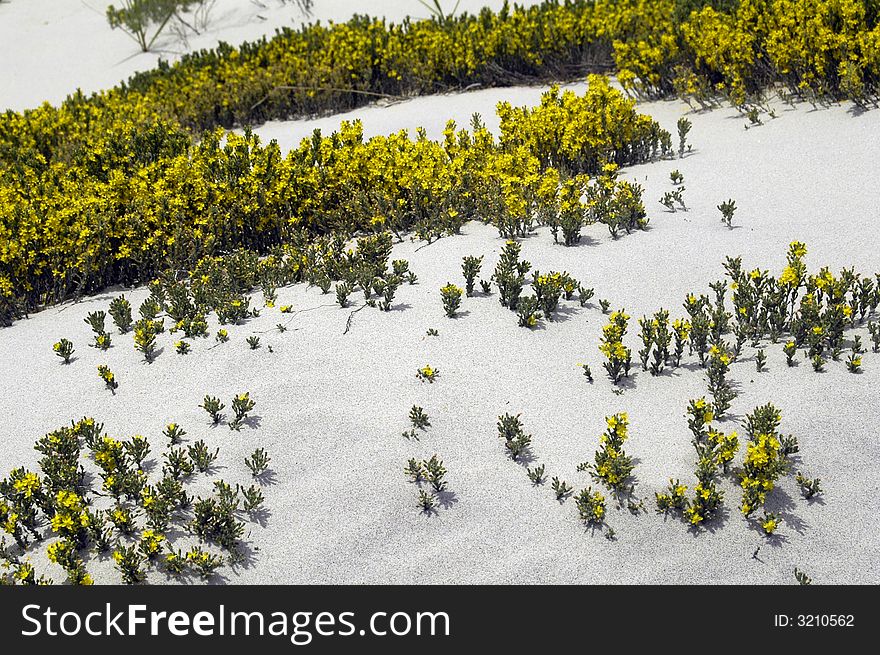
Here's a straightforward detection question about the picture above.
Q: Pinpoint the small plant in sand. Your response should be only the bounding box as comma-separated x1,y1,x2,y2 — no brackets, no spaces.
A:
404,458,425,483
163,422,186,445
416,364,439,383
422,454,447,493
246,335,261,350
552,477,572,501
244,448,270,478
671,318,689,367
201,395,225,424
174,340,191,355
479,279,491,295
133,319,159,362
124,434,151,467
755,349,767,372
440,283,463,317
85,310,107,336
241,484,264,513
216,329,229,343
795,472,822,499
229,392,256,430
670,170,684,185
97,365,118,392
599,310,632,385
598,298,611,314
578,285,594,307
163,447,195,480
575,487,606,526
783,340,797,366
461,255,483,296
655,479,689,514
493,240,531,311
109,296,133,333
93,332,112,350
794,568,813,585
527,464,545,485
811,353,825,372
760,510,781,535
497,413,532,461
868,321,880,352
186,546,225,579
112,545,146,585
581,413,635,491
516,295,542,328
53,338,75,364
279,305,293,314
677,117,692,158
335,282,352,308
532,271,564,321
706,343,736,417
578,363,593,382
417,489,437,512
846,350,862,373
426,328,439,337
188,440,219,473
740,404,794,518
717,199,737,228
659,188,685,212
409,406,431,431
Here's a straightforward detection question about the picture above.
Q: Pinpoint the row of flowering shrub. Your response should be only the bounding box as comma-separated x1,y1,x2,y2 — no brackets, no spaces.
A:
0,77,667,324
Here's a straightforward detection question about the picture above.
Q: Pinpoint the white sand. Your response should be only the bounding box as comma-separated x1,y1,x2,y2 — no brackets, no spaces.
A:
1,88,879,584
0,0,544,111
2,0,880,585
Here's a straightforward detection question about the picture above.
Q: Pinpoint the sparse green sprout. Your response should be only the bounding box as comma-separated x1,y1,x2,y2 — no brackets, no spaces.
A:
123,435,151,467
201,395,225,424
392,259,410,277
575,487,606,526
335,282,352,308
461,255,483,296
279,305,293,314
241,484,264,513
416,364,439,383
655,479,688,514
440,283,463,317
186,546,224,579
660,188,685,212
599,299,611,314
409,406,431,430
552,477,573,501
783,341,797,366
163,447,194,480
276,323,286,333
670,170,684,185
53,338,75,364
404,458,424,483
516,295,542,328
794,567,813,585
796,472,822,499
677,117,692,158
717,199,737,228
406,271,418,285
426,328,439,337
97,365,118,392
811,353,825,372
109,296,133,333
868,321,880,352
163,423,186,445
527,464,545,485
230,392,256,430
188,440,219,473
245,448,270,478
479,279,491,294
93,332,112,350
417,490,436,512
246,335,261,350
422,454,447,493
175,340,190,355
846,352,862,373
85,310,107,335
112,545,146,585
578,285,594,307
216,329,229,343
134,319,159,362
755,349,766,372
497,413,532,461
578,363,593,382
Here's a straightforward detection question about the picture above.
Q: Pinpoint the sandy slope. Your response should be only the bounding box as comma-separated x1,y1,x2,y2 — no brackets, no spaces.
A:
0,0,544,111
1,88,878,584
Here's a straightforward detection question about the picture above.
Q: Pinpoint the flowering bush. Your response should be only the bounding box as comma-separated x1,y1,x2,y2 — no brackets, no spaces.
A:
599,310,632,384
578,413,634,492
440,283,463,317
